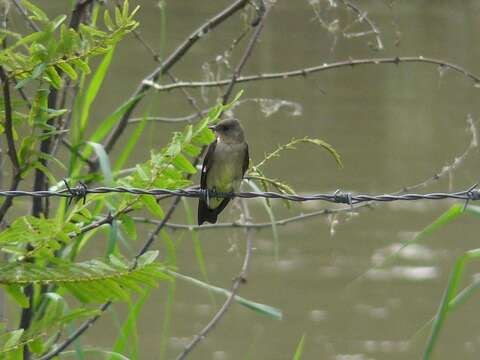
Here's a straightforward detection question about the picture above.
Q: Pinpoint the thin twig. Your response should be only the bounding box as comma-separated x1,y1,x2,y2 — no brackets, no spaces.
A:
222,3,271,104
12,0,40,32
145,56,480,92
131,204,364,231
340,0,383,50
175,199,254,360
128,114,203,124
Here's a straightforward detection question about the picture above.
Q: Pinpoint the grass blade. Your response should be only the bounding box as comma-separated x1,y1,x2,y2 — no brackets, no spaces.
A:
168,270,282,320
60,349,129,360
247,180,279,260
110,290,151,360
114,112,147,172
424,249,480,359
79,47,116,138
87,141,113,186
292,333,306,360
159,281,175,360
181,198,211,285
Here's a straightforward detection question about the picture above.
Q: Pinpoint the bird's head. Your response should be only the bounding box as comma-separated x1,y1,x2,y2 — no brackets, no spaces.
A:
209,118,245,144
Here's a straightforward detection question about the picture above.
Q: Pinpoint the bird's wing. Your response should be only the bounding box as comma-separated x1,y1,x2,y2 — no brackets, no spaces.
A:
200,139,217,189
242,143,249,177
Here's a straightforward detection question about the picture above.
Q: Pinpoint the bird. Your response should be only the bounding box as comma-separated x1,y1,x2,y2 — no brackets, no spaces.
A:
198,118,249,225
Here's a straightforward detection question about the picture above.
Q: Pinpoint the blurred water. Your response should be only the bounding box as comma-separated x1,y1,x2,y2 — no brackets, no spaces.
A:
34,1,480,359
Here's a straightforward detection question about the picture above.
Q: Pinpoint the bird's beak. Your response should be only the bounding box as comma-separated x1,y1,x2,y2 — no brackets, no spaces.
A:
208,124,217,131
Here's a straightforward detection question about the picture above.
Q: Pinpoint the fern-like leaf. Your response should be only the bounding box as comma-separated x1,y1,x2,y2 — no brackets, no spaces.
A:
0,251,170,303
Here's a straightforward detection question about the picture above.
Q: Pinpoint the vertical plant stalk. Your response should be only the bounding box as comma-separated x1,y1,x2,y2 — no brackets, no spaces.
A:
0,68,22,223
1,65,31,359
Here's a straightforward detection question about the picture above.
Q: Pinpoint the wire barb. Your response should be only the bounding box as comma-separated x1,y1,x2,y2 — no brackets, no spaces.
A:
462,183,479,212
63,179,88,208
333,189,353,205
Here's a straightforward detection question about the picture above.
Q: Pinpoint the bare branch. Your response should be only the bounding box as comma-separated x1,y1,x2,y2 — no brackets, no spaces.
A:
221,3,271,104
131,205,363,231
340,0,383,50
12,0,40,32
145,56,480,92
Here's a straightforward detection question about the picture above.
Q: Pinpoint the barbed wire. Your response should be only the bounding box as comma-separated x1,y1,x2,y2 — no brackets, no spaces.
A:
2,182,480,206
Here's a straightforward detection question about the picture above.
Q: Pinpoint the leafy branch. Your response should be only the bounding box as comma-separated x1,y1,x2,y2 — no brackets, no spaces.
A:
1,251,168,304
1,0,139,89
254,137,342,170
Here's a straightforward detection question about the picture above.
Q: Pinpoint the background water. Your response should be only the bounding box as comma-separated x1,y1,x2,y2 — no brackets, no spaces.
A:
32,1,480,359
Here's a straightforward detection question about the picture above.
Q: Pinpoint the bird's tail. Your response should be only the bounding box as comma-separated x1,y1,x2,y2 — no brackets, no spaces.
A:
198,198,230,225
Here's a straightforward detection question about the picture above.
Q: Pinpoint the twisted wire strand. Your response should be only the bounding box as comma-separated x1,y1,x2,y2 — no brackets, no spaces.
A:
0,183,479,204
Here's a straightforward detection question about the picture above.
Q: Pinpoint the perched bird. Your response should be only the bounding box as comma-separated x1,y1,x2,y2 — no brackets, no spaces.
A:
198,118,249,225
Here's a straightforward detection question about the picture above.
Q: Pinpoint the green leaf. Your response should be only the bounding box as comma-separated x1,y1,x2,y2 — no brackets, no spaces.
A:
115,6,123,26
57,62,78,80
9,31,44,50
104,10,115,31
136,250,159,266
0,216,78,258
60,349,130,360
182,199,210,283
169,270,282,320
140,195,164,219
3,329,24,350
34,151,67,171
52,14,67,29
87,142,113,185
256,137,342,170
120,215,137,241
45,66,63,89
172,153,196,174
292,334,306,360
89,95,139,147
72,58,91,74
79,46,116,136
31,161,58,184
111,290,150,360
128,5,140,20
249,181,280,260
114,112,147,172
21,0,49,22
0,256,170,303
122,0,130,19
73,95,139,178
6,285,29,308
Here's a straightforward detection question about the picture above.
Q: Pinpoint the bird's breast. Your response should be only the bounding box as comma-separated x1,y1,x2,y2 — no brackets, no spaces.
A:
207,141,246,192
